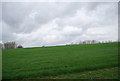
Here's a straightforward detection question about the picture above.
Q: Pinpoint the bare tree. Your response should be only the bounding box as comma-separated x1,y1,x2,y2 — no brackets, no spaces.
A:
4,42,17,49
0,43,3,49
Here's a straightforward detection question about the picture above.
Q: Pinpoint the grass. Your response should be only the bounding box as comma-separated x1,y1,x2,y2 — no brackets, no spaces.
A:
0,50,2,79
44,67,119,79
2,42,118,79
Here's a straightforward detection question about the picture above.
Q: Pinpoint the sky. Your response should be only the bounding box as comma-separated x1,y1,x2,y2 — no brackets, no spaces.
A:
1,2,118,47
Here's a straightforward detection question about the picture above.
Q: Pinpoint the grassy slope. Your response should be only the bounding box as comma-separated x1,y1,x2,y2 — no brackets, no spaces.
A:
3,43,118,79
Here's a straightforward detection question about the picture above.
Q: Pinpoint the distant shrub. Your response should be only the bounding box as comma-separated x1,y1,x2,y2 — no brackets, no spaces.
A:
17,45,23,48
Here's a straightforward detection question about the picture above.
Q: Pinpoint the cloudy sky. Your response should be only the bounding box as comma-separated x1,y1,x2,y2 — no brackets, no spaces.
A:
1,2,118,47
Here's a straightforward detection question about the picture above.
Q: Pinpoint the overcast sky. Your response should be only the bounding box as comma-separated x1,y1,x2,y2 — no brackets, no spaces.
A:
1,2,118,47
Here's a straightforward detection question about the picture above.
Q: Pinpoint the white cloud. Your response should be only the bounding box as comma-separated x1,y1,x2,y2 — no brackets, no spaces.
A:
86,27,108,35
62,26,82,35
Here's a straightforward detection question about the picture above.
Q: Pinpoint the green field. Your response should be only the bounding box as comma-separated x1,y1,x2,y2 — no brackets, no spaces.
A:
2,42,119,79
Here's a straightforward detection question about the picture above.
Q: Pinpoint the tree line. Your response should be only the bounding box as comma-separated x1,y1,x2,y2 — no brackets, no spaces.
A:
0,42,23,49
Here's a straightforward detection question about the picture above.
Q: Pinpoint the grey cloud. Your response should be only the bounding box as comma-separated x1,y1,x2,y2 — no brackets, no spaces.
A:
0,3,2,22
2,2,118,47
2,2,79,33
2,3,31,27
0,2,2,41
